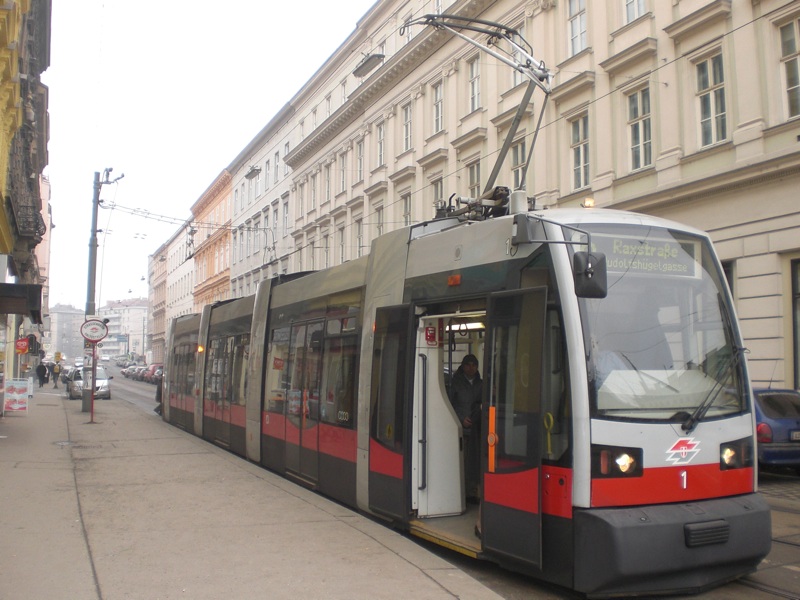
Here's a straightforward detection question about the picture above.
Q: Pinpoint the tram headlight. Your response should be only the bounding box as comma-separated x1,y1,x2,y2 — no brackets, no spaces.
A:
720,437,754,470
591,444,643,478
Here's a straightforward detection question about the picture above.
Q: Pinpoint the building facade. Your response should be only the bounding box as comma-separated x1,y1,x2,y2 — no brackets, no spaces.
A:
150,0,800,389
0,0,51,378
148,244,167,365
229,103,296,295
191,170,231,311
98,299,148,360
48,303,84,364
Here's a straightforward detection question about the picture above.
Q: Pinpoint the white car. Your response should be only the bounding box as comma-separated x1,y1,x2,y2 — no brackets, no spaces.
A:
66,365,113,400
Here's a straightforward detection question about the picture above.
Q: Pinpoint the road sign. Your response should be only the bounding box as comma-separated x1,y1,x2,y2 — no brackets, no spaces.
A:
80,319,108,343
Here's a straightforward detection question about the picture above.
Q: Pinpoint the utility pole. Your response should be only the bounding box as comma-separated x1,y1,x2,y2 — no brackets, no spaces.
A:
83,169,123,415
85,168,124,317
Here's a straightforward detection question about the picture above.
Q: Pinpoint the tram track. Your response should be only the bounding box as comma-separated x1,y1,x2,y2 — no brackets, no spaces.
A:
735,577,800,599
772,537,800,550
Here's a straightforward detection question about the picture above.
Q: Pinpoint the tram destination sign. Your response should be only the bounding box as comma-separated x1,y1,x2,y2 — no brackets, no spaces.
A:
592,233,699,278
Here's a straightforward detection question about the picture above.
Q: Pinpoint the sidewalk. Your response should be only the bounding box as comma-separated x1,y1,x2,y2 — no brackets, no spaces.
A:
0,388,503,600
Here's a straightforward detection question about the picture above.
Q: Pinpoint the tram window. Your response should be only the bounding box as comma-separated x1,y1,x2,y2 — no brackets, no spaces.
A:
371,308,410,450
174,343,197,396
205,338,226,402
186,346,196,394
489,292,546,471
320,333,358,427
287,324,307,419
265,327,291,414
286,322,324,425
327,319,342,336
305,323,324,421
542,310,571,464
232,334,249,406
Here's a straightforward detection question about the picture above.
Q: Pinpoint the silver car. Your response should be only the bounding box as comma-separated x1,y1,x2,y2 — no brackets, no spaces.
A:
66,365,113,400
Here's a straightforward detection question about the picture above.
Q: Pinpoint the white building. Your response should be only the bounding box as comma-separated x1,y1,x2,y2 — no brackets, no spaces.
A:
229,104,296,294
152,0,800,389
98,299,148,359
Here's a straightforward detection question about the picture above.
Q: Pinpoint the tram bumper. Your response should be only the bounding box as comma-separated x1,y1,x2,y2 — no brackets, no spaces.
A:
573,493,771,598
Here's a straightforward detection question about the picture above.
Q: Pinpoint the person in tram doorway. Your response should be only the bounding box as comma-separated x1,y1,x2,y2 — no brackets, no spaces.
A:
154,378,163,416
35,362,47,388
449,354,482,504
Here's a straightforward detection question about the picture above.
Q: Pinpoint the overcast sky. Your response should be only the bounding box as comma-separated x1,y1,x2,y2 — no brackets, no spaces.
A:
42,0,377,310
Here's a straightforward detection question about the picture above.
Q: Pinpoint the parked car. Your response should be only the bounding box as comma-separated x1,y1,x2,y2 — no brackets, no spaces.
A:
61,365,75,383
753,388,800,473
122,365,141,378
143,363,163,383
66,365,113,400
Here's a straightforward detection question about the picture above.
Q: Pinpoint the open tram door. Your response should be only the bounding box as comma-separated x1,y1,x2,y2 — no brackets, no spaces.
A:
481,287,547,568
411,311,486,519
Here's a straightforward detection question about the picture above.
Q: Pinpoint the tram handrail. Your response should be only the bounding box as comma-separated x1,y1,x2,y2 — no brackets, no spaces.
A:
418,353,428,491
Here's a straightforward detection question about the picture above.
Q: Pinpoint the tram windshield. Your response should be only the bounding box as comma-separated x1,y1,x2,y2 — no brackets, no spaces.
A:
572,224,746,422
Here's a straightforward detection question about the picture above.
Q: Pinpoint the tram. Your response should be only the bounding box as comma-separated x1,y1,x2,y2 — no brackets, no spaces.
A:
164,313,200,433
163,195,771,597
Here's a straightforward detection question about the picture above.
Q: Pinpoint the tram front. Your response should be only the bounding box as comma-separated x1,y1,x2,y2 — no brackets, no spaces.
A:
564,218,771,596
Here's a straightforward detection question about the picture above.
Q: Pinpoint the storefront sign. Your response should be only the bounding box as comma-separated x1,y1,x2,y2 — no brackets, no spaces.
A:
3,378,32,413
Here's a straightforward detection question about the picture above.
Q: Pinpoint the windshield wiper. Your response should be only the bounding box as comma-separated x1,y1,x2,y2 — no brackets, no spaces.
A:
682,346,745,433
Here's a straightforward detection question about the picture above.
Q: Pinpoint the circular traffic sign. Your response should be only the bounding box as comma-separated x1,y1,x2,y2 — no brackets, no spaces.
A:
80,319,108,343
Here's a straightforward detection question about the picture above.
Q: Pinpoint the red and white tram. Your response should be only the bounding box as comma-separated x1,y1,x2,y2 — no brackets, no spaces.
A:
163,201,771,597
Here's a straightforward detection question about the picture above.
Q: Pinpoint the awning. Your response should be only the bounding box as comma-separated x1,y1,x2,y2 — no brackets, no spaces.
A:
0,283,42,324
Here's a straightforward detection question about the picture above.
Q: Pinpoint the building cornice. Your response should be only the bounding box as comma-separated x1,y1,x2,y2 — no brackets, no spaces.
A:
284,0,493,171
664,0,732,43
191,170,231,215
614,150,800,213
599,37,657,76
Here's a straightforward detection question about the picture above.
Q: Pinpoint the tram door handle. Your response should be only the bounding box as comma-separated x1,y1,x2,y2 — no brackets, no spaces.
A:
418,354,427,491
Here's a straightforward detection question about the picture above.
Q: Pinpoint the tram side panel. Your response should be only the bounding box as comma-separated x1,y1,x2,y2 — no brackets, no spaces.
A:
200,296,254,456
246,279,273,463
194,305,212,436
358,228,413,517
260,260,368,507
165,313,201,433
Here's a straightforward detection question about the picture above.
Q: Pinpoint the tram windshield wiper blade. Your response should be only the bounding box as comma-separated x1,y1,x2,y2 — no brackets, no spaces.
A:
682,348,743,433
682,377,725,433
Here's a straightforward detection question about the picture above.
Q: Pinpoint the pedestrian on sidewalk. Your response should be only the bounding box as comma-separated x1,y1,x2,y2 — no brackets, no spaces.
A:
35,362,47,388
52,362,61,389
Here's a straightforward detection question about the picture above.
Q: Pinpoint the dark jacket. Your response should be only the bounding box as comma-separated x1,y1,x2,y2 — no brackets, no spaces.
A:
449,366,482,434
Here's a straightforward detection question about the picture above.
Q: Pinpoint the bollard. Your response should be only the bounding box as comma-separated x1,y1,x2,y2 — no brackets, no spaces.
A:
81,388,91,412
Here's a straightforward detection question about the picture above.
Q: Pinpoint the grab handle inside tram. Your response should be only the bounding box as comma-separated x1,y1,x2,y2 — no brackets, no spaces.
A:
418,353,427,491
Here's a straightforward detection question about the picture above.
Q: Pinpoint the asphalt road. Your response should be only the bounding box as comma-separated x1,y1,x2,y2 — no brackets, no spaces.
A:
111,366,800,599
